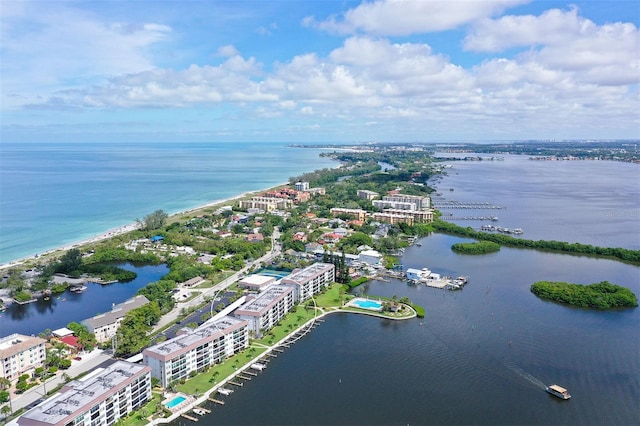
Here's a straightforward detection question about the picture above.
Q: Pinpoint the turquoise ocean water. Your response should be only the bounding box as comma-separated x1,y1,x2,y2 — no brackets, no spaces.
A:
0,142,337,265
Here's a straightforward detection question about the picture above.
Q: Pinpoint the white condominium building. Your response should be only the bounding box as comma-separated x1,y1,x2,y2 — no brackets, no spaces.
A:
17,361,151,426
280,262,335,302
356,189,379,200
384,194,430,209
294,181,310,191
234,285,295,335
143,316,248,388
0,333,46,382
372,199,417,211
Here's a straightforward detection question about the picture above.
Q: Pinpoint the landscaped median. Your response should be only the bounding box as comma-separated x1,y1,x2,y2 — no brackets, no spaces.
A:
145,283,421,424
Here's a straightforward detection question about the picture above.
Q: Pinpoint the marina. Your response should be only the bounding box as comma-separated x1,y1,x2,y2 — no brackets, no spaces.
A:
405,268,470,290
480,225,523,234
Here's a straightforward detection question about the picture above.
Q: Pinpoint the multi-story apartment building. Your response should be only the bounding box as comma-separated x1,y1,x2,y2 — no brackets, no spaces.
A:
239,197,292,212
330,208,368,221
372,199,417,211
143,316,248,388
17,361,151,426
82,295,150,343
371,212,415,225
294,181,310,191
383,194,430,209
234,285,295,335
356,189,379,200
305,187,325,196
0,334,46,382
383,208,434,223
280,263,335,302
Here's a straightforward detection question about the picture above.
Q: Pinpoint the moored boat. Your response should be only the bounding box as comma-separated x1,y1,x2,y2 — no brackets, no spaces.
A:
546,384,571,399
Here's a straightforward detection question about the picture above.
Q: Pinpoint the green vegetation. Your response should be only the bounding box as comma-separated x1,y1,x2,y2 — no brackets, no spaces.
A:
13,291,33,302
342,277,369,290
451,241,501,254
411,304,425,318
137,209,169,231
531,280,638,309
434,220,640,264
66,322,97,351
114,302,162,357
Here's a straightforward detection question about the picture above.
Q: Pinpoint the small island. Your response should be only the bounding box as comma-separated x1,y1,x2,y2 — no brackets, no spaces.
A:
451,241,501,255
530,280,638,309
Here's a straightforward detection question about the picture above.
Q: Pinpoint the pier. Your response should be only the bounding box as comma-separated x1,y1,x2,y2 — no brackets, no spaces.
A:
181,413,199,422
432,201,502,209
229,381,243,387
209,397,225,404
443,216,499,221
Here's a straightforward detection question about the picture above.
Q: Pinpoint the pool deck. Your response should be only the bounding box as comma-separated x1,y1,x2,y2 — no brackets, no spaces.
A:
161,393,194,413
346,297,384,311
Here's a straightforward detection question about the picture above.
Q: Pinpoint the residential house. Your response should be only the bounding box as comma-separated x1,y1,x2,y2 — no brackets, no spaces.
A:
82,295,150,344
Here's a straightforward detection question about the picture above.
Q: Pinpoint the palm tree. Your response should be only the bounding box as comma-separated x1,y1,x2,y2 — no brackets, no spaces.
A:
0,378,10,391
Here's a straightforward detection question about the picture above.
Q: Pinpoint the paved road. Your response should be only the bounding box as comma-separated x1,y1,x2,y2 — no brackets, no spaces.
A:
152,229,281,333
8,349,113,414
5,230,281,420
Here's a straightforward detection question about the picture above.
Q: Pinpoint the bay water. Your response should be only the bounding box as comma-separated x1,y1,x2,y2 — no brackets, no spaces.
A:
170,155,639,425
0,263,169,337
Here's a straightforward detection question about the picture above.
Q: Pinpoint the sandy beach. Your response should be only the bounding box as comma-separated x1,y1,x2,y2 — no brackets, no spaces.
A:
0,183,287,271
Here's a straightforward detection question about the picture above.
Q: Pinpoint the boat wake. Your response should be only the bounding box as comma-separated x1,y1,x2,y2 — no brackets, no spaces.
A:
505,362,547,390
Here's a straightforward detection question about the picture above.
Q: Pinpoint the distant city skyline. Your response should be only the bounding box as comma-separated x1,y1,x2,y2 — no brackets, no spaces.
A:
1,0,638,143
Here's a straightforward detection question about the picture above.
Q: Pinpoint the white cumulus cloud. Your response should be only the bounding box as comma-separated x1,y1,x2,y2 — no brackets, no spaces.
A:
303,0,529,36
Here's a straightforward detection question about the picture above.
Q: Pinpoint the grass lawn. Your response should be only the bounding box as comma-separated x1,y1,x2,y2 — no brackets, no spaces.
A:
177,347,267,395
117,392,165,426
314,283,352,309
196,271,234,288
254,305,318,346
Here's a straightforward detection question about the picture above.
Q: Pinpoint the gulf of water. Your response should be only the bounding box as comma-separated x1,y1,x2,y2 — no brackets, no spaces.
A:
170,155,639,426
0,142,338,265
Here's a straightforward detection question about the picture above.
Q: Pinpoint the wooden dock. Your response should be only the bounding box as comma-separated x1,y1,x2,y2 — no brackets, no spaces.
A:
229,381,243,387
244,370,258,376
181,413,199,422
238,375,252,380
209,397,225,405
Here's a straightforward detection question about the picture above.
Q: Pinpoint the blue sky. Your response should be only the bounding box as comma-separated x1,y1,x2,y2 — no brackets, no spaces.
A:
1,0,638,143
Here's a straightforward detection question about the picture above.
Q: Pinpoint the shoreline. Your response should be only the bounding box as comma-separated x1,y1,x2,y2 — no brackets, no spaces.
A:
150,305,416,425
0,183,289,271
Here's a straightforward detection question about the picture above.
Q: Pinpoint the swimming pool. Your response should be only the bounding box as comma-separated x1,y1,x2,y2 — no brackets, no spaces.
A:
349,298,383,311
164,395,186,409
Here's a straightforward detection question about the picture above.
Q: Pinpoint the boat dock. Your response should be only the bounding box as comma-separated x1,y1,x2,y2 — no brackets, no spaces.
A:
193,407,210,415
443,216,499,221
181,413,199,422
209,397,225,404
433,201,502,209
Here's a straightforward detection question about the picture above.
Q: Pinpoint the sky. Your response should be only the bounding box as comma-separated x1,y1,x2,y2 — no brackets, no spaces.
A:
1,0,639,143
